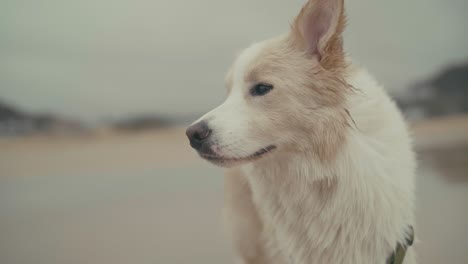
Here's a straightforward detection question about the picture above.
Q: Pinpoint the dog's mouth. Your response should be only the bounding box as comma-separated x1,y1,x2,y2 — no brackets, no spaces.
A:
200,145,277,166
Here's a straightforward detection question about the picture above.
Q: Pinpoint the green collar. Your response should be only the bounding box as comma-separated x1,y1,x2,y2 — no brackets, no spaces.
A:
386,226,415,264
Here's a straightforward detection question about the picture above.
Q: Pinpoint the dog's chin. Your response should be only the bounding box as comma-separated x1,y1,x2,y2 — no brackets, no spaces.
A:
199,145,277,168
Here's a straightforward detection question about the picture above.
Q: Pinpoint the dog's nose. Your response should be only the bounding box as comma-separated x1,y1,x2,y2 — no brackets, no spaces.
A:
186,121,212,150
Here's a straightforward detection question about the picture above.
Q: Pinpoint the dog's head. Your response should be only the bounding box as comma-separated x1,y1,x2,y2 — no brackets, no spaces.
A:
187,0,351,167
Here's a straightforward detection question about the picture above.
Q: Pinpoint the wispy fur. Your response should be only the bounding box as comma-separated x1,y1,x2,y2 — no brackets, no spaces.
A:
191,0,416,263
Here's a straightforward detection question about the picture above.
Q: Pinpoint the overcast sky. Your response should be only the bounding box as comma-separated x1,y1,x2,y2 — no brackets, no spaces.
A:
1,0,467,121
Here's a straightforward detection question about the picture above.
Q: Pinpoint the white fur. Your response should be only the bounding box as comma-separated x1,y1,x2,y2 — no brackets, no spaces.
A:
228,50,417,263
195,42,273,158
193,18,416,264
218,44,416,263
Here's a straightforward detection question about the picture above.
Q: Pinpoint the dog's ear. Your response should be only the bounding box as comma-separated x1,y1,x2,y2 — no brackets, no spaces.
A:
291,0,346,68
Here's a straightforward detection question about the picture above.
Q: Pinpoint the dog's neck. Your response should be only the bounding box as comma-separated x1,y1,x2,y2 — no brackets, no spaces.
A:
243,141,412,263
241,67,415,264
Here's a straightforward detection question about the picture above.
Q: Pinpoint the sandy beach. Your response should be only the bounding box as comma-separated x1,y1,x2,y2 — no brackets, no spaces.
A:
1,117,467,264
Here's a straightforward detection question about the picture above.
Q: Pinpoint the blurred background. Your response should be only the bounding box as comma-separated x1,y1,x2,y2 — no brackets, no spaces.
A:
1,0,467,263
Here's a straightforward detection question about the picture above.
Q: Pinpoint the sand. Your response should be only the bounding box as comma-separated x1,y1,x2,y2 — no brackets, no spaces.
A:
1,117,467,264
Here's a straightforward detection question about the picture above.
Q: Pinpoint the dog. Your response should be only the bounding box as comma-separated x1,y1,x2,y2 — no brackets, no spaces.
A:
186,0,416,263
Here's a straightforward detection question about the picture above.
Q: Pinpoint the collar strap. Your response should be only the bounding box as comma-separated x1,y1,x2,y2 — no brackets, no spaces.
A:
386,226,415,264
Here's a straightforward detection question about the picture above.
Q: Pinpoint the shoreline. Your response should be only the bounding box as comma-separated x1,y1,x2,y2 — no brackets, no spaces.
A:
1,116,467,177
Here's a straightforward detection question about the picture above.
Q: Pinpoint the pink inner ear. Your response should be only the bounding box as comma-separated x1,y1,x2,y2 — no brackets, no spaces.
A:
302,8,333,57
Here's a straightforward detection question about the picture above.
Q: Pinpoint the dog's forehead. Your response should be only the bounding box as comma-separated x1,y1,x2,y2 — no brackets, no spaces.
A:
231,41,268,86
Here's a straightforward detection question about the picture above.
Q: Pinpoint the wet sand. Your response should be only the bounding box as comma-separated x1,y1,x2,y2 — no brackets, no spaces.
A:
1,117,467,264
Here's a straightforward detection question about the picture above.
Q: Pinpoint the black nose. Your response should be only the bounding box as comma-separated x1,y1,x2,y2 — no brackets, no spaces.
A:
186,121,212,150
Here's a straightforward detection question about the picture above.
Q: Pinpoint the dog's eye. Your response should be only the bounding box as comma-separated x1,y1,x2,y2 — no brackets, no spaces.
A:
250,83,273,96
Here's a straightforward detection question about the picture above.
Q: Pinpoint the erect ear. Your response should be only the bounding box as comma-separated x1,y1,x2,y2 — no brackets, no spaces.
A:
291,0,346,67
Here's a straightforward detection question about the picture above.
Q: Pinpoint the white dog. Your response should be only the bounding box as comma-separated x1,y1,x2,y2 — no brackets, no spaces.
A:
186,0,416,263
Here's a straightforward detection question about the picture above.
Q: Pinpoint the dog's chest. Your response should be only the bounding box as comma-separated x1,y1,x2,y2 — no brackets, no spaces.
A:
243,166,336,263
242,165,413,264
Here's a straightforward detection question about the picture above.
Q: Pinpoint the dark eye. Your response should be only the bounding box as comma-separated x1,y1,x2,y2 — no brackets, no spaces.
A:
250,83,274,96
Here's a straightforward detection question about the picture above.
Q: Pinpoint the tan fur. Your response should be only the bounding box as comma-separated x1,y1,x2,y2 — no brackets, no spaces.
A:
237,0,350,164
240,36,349,163
225,164,341,264
291,0,347,70
188,0,416,263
